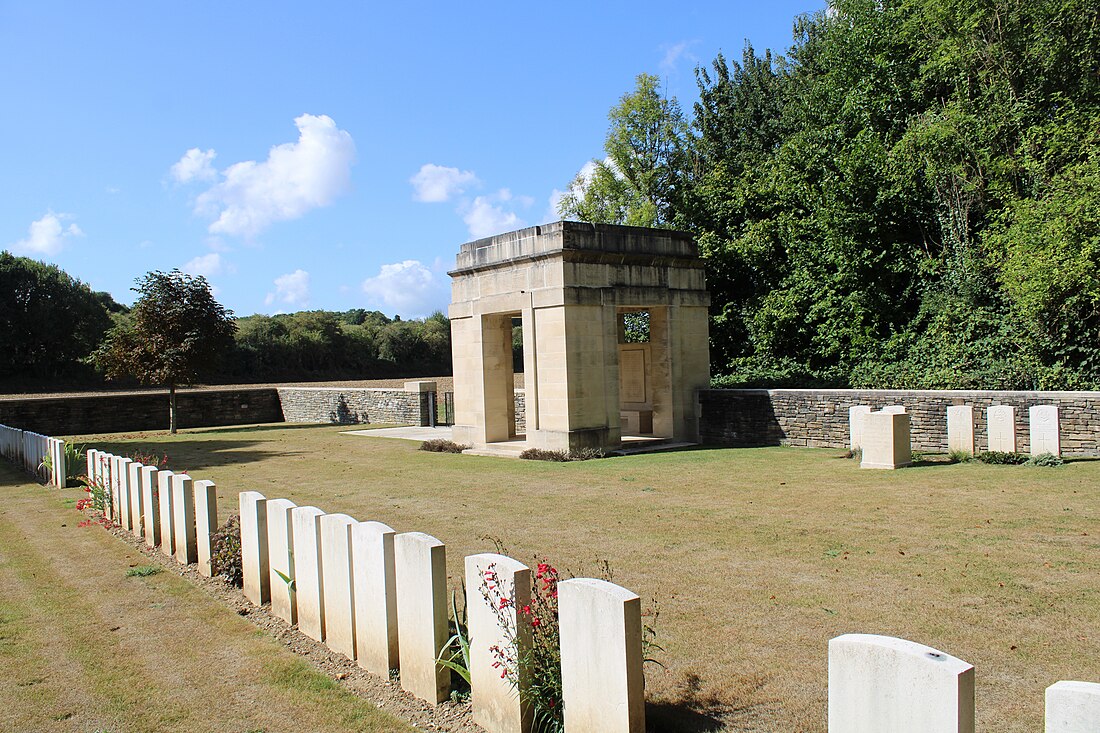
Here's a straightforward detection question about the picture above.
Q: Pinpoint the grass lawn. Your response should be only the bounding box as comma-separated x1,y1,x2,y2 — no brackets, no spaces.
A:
71,424,1099,732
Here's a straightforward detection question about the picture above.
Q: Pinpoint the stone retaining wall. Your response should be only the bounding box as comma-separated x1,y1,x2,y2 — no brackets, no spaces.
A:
699,389,1100,456
276,387,428,426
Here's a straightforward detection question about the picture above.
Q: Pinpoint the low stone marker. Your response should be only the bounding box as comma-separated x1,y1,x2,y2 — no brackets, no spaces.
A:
171,474,198,565
947,405,975,455
266,498,297,623
558,577,645,733
849,406,872,451
320,513,358,660
240,492,270,605
987,405,1017,452
1030,405,1061,456
1046,680,1100,732
466,553,532,733
127,462,145,538
394,531,449,704
194,480,218,577
157,470,176,557
828,633,974,733
352,520,399,676
881,405,906,414
860,412,912,469
292,506,327,642
140,465,160,548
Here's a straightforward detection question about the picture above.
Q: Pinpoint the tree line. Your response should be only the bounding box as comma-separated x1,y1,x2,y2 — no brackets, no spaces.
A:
0,253,451,392
560,0,1100,390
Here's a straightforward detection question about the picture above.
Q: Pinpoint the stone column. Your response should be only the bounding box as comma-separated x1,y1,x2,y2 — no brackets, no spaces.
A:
320,513,358,660
849,406,872,451
140,465,160,547
828,633,974,733
127,462,145,538
171,474,197,565
394,531,449,704
987,405,1017,452
1046,680,1100,732
194,480,218,577
267,498,297,623
558,578,645,733
292,506,327,642
947,406,975,455
240,491,270,605
352,520,399,676
157,470,176,557
466,553,531,733
1030,405,1061,456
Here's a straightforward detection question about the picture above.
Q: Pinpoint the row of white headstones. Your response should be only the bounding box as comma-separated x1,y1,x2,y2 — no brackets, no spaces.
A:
850,404,1062,469
0,423,67,487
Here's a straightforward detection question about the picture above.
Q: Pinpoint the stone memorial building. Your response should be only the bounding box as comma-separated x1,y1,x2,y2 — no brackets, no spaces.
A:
448,221,710,453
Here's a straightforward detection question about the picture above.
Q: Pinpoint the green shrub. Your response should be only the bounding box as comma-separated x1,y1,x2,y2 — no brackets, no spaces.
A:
947,449,973,464
520,447,606,462
1025,452,1064,467
974,451,1029,465
210,514,243,587
126,565,162,577
419,439,469,453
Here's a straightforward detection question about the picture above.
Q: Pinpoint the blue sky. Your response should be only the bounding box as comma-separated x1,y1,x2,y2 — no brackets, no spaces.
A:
1,1,824,318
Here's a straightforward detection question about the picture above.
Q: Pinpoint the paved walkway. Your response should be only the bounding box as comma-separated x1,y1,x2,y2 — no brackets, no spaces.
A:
342,425,454,442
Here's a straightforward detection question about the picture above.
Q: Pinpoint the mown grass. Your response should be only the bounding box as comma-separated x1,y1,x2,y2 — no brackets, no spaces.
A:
74,423,1100,732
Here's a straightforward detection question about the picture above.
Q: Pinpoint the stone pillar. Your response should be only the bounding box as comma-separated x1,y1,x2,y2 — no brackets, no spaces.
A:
1030,405,1061,456
127,462,145,538
1046,680,1100,732
320,513,357,660
194,480,218,577
240,491,270,605
140,466,160,548
558,577,645,733
157,470,176,557
828,633,974,733
394,531,449,704
987,405,1017,452
947,405,975,456
352,520,399,676
466,553,532,733
849,406,872,451
292,506,327,642
171,474,197,565
860,413,912,469
267,498,297,623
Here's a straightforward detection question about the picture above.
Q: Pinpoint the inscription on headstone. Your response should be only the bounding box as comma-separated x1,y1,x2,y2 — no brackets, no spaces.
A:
1029,405,1060,456
987,406,1016,453
947,405,975,455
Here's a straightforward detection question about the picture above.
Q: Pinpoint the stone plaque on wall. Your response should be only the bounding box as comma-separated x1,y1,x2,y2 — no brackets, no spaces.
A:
620,349,647,404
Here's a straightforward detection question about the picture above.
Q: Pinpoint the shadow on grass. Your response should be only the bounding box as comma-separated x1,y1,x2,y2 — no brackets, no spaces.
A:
88,439,298,474
645,671,770,733
191,423,342,435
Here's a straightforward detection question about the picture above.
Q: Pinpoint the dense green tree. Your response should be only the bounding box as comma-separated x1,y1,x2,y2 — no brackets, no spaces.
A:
91,270,236,433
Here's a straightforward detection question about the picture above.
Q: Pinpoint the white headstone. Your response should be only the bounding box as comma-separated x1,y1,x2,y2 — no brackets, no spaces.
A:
849,406,872,451
127,462,145,538
987,405,1017,453
1030,405,1061,456
394,531,449,704
559,578,645,733
292,506,327,642
266,498,297,624
828,633,974,733
881,405,906,414
194,480,218,577
947,405,975,455
157,470,176,557
117,457,133,526
171,474,197,565
860,412,912,469
352,520,399,676
1046,680,1100,732
240,491,270,605
86,449,96,486
140,465,160,547
466,553,532,733
320,513,358,660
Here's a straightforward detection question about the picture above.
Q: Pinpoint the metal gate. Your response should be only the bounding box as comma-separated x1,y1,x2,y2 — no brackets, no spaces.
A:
429,391,454,426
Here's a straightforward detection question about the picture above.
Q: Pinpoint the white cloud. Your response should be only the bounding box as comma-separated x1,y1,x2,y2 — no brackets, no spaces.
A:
191,114,355,238
462,189,525,239
361,259,448,317
170,148,217,183
410,163,479,202
182,252,233,278
9,212,83,257
546,160,602,222
265,269,311,308
659,40,699,74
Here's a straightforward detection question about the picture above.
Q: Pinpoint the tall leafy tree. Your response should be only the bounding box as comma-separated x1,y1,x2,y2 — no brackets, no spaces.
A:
92,270,236,433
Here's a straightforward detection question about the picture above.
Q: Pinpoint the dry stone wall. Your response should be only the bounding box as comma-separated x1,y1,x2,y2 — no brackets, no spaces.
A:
276,387,428,425
699,389,1100,456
